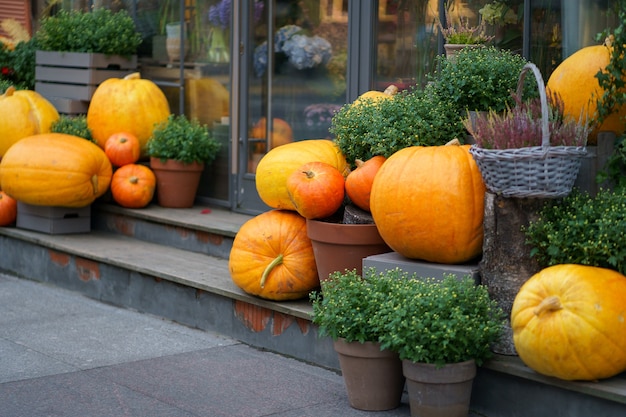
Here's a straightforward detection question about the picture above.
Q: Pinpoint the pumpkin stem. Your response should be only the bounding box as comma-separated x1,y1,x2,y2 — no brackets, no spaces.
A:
354,159,365,169
4,86,15,96
303,169,316,179
383,84,399,96
260,253,284,288
129,176,139,185
533,295,563,316
91,174,99,195
445,138,461,146
124,72,141,80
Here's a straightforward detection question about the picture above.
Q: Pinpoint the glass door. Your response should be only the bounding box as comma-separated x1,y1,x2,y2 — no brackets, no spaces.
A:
234,0,349,214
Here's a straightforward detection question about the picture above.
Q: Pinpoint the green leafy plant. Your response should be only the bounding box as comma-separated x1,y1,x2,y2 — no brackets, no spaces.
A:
330,87,465,167
310,268,411,343
524,187,626,275
35,8,142,56
465,92,590,149
51,115,94,142
427,46,537,114
375,274,505,367
147,114,221,165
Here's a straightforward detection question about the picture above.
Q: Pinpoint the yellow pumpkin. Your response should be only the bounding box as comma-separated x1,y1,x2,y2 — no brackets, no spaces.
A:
370,144,485,264
229,210,319,301
511,264,626,381
352,84,399,107
0,133,112,207
255,139,349,211
0,86,59,157
546,45,626,143
87,72,171,156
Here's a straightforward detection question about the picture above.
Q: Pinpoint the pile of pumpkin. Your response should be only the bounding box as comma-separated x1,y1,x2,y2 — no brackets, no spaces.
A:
0,73,176,226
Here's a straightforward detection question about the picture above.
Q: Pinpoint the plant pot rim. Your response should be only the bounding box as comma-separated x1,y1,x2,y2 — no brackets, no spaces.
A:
306,218,387,245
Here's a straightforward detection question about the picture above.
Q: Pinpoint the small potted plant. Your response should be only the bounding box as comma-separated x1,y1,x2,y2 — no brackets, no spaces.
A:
438,15,494,60
310,268,408,411
147,114,221,208
34,8,142,105
375,273,505,417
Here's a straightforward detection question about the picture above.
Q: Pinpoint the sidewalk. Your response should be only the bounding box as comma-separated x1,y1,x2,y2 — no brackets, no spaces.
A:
0,272,412,417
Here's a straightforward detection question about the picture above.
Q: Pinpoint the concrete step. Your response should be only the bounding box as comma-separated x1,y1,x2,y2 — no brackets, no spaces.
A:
1,202,625,416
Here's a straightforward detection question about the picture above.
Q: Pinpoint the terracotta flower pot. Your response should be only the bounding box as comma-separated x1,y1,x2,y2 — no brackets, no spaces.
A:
150,157,204,208
402,359,476,417
306,219,390,281
334,338,405,411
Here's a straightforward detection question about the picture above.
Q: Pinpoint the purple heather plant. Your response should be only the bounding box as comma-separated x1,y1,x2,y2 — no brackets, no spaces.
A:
465,92,590,149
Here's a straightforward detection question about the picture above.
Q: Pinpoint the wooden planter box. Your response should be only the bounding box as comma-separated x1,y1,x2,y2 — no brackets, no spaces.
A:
17,202,91,234
573,131,617,196
35,51,138,114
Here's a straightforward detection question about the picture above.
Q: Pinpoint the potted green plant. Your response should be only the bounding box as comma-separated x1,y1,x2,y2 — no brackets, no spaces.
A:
147,114,221,208
375,273,505,417
310,268,407,411
34,8,142,107
438,16,494,60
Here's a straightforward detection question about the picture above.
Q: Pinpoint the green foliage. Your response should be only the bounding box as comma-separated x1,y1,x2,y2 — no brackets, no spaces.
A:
0,39,37,90
147,114,221,165
330,88,465,167
51,115,94,142
597,135,626,188
310,268,411,343
375,274,505,366
428,46,537,114
524,187,626,275
36,9,142,56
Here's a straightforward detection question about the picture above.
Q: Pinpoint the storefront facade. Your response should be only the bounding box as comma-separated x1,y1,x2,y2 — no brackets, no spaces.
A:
27,0,617,214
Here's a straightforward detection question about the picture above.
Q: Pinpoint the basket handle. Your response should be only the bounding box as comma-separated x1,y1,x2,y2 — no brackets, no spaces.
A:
516,63,550,149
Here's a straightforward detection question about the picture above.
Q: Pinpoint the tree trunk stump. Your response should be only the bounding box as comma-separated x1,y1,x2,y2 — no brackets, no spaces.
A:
480,193,546,355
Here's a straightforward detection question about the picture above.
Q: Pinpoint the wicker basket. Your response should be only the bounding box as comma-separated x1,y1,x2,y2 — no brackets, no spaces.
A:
469,63,587,199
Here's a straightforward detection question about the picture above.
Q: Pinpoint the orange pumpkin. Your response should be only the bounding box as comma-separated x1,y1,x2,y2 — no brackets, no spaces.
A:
105,132,141,167
0,86,59,157
0,191,17,226
255,139,350,211
511,264,626,381
229,210,319,301
546,44,626,143
110,164,156,208
87,72,171,156
250,117,294,153
370,144,485,264
344,155,386,212
286,161,345,219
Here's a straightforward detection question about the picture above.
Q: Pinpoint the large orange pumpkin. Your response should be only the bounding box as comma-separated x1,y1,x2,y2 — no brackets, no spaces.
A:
229,210,319,301
511,264,626,381
110,164,156,208
255,139,349,211
286,161,345,219
546,44,626,143
0,191,17,226
370,144,485,264
0,133,112,207
0,86,60,157
87,72,170,156
344,155,386,212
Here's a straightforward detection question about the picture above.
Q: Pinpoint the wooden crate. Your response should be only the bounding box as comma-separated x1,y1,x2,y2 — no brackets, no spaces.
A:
17,202,91,234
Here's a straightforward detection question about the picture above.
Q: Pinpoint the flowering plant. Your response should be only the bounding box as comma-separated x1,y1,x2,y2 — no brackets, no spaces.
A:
438,17,493,45
479,1,518,27
253,25,332,77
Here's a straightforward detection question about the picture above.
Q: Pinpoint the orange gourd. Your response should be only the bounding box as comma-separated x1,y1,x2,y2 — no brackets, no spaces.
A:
0,191,17,226
255,139,350,211
511,264,626,381
87,73,170,156
105,132,141,167
370,144,485,264
250,117,294,153
229,210,319,301
546,45,626,143
286,161,345,219
0,133,112,207
344,155,386,212
0,86,59,157
110,164,156,208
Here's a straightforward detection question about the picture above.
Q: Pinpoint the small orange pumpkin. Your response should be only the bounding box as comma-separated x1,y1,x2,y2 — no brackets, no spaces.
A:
0,191,17,226
344,155,386,212
286,161,345,219
110,164,156,208
370,143,485,264
105,132,141,167
229,210,319,301
511,264,626,381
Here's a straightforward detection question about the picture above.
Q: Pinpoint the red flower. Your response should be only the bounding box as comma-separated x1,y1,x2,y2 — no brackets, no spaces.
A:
1,67,13,76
